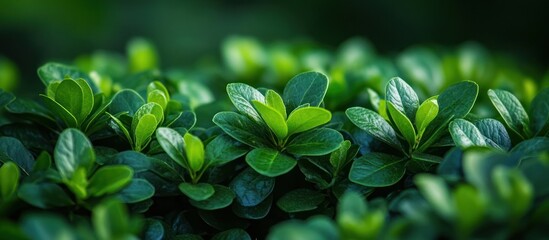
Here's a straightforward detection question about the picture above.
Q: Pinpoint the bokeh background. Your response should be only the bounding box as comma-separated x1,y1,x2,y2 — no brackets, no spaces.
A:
1,0,548,95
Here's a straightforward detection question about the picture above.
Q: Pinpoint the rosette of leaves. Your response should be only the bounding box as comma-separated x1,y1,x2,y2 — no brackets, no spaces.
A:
39,77,110,135
156,127,247,210
346,77,479,187
213,71,344,177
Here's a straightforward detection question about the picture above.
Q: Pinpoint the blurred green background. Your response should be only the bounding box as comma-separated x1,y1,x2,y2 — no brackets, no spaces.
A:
1,0,548,94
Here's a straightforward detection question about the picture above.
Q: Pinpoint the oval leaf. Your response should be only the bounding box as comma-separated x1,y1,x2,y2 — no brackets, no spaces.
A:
230,167,275,207
245,148,296,177
54,129,95,179
387,101,416,145
206,134,249,166
213,112,271,148
0,162,20,199
227,83,265,122
156,127,187,168
134,114,158,151
189,185,235,210
285,128,343,156
346,107,402,150
183,132,205,172
475,118,511,150
276,188,325,213
282,71,328,112
385,77,419,120
252,100,288,139
179,182,215,201
530,88,549,135
265,90,287,119
415,98,439,136
488,89,530,138
286,107,331,136
117,178,155,203
449,119,487,149
88,165,133,197
109,89,145,116
349,153,407,187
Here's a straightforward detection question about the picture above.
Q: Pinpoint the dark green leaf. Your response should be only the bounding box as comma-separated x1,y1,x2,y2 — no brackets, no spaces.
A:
206,134,249,166
40,94,79,128
211,228,251,240
179,182,215,201
18,182,74,208
0,89,15,109
475,118,511,150
282,71,328,112
349,153,407,187
276,188,325,213
385,77,419,120
189,185,235,210
156,127,187,168
22,213,76,240
54,128,95,179
0,162,19,200
109,89,145,116
232,195,273,219
213,112,271,148
0,137,34,174
230,167,275,206
530,88,549,135
117,178,155,203
488,89,530,138
285,128,343,156
346,107,402,150
107,151,151,173
245,148,296,177
226,83,265,122
37,62,98,92
449,119,487,149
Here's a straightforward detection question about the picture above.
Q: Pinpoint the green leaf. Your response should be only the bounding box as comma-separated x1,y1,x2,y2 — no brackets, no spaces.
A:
232,195,273,219
0,89,15,109
0,137,34,174
346,107,401,150
415,174,454,219
88,165,133,197
18,182,74,208
286,107,331,136
488,89,530,138
189,185,235,210
265,90,287,119
156,127,187,168
106,112,133,146
230,167,275,207
66,167,88,199
147,81,170,102
285,128,343,156
40,95,79,128
0,162,19,200
387,102,416,145
282,71,328,112
276,188,325,213
22,213,76,240
132,102,164,134
213,112,271,148
206,134,249,166
133,114,158,151
252,100,288,139
449,119,487,148
179,182,215,201
530,88,549,135
226,83,265,122
54,128,95,179
184,132,205,172
37,62,97,92
117,178,155,203
385,77,419,120
349,153,407,187
329,140,352,170
415,98,438,136
211,229,251,240
148,89,168,110
93,199,132,240
475,118,511,150
109,89,145,116
245,148,296,177
74,79,95,121
53,79,88,123
454,185,485,234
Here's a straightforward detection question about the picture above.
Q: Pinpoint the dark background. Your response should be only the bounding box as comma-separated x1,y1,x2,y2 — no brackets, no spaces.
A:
1,0,548,91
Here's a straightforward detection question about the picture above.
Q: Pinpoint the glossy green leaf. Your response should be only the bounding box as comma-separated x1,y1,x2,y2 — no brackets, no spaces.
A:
276,188,325,213
387,101,416,145
415,98,438,136
109,89,145,116
132,102,163,134
40,95,79,128
88,165,133,197
230,167,275,207
0,162,19,200
189,185,235,210
346,107,401,150
18,182,74,208
147,81,170,101
179,182,215,201
349,153,407,187
54,128,95,179
475,118,511,150
184,132,205,172
117,178,155,203
213,112,271,148
0,137,34,174
53,79,88,123
529,88,549,135
488,89,530,138
245,148,296,177
252,100,288,139
285,128,343,156
232,195,273,220
449,119,487,148
282,71,328,112
286,107,331,136
37,62,97,92
156,127,187,168
148,89,168,110
227,83,265,122
134,114,158,151
206,134,249,166
66,167,88,199
385,77,419,120
74,79,95,121
265,89,287,119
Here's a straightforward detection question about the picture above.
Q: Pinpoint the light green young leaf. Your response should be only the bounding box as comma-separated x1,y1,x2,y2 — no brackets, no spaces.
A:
227,83,265,122
0,162,20,200
252,100,288,139
246,148,296,177
184,132,205,172
488,89,530,138
415,98,438,136
133,114,158,151
385,77,419,120
282,71,328,112
88,165,133,197
346,107,402,151
286,107,331,136
54,128,95,179
147,81,170,102
131,102,164,134
93,199,132,240
156,127,187,169
40,95,79,128
265,90,287,119
449,119,487,149
387,101,416,146
147,89,168,110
